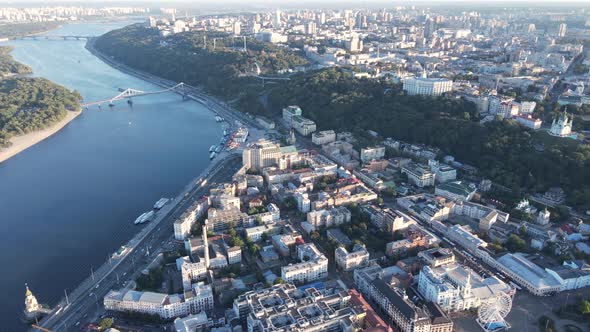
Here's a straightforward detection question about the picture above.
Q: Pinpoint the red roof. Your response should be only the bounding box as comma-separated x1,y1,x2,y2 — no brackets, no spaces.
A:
349,289,397,332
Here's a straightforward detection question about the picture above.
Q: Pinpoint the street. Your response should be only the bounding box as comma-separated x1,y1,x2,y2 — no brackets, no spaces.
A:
38,154,243,332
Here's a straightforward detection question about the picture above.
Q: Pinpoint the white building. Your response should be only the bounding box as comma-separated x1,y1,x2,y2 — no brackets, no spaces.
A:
311,130,336,145
403,77,453,96
291,115,316,136
242,139,282,171
104,282,213,319
282,105,302,126
360,146,386,163
418,262,513,312
335,243,370,271
401,163,436,187
549,112,573,137
281,243,328,284
295,192,311,213
445,224,487,251
307,207,351,228
174,198,209,240
428,160,457,184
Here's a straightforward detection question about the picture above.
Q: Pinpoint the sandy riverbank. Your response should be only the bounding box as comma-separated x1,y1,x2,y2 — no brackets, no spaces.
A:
0,110,81,163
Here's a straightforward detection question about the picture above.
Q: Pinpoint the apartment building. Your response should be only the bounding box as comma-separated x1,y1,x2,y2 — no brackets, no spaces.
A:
311,130,336,145
281,243,328,284
233,283,363,331
401,162,436,188
306,206,352,228
335,243,370,271
104,282,213,320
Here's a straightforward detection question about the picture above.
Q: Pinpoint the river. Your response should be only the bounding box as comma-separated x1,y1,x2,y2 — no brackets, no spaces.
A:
0,21,222,331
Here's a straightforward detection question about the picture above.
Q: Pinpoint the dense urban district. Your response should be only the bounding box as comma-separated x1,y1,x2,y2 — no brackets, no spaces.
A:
12,4,590,332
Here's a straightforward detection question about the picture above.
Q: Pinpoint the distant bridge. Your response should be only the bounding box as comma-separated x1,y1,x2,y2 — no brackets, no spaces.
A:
82,83,189,107
13,35,95,41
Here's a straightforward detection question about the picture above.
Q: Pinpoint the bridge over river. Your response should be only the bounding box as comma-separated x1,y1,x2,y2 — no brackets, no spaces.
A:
81,82,191,107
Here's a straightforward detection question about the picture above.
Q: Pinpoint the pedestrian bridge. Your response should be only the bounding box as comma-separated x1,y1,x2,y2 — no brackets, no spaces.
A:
14,35,95,41
82,83,189,107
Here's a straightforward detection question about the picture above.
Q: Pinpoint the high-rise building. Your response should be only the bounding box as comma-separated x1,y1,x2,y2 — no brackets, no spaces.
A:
242,139,282,170
274,9,281,27
232,21,241,35
558,23,567,38
305,21,317,35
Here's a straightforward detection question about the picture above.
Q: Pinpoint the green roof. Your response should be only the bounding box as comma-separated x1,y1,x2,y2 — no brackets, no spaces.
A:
437,181,473,197
280,146,298,154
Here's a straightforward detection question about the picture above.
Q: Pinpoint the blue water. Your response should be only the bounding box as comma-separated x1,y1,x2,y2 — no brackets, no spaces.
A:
0,21,221,331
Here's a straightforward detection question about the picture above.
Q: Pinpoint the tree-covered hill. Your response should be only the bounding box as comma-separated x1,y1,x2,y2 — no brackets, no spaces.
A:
268,67,590,210
94,24,307,99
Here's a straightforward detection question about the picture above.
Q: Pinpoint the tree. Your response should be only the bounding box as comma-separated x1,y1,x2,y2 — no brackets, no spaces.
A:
274,277,285,285
579,299,590,315
98,318,114,330
506,234,527,252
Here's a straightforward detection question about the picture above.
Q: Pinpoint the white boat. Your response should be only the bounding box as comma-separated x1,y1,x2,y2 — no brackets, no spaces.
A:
153,198,169,210
209,152,216,160
209,145,216,152
134,211,155,225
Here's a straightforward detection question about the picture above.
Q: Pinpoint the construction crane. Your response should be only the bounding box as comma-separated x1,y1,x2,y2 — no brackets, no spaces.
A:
31,325,53,332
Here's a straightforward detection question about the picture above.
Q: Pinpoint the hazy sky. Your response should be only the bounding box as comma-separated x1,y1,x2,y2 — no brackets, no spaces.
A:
2,0,590,3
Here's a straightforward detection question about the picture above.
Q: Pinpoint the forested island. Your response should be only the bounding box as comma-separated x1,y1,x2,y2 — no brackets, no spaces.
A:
0,46,32,76
0,48,81,149
0,22,61,39
94,25,590,210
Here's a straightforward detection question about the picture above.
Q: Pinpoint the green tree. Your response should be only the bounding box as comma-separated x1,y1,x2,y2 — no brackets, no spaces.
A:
98,318,114,330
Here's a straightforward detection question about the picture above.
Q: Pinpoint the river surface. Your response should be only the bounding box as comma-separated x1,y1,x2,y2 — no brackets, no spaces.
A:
0,21,221,331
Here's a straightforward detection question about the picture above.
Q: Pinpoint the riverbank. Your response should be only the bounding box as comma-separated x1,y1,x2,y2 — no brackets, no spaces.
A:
0,110,80,163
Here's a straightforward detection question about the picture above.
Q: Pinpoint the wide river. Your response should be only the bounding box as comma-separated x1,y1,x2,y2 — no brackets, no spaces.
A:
0,21,221,331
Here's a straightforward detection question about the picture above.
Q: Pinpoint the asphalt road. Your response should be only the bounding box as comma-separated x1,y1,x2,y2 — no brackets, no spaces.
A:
38,154,243,332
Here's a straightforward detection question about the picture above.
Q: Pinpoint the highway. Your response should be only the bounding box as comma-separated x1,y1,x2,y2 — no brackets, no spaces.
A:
34,36,268,332
37,153,243,332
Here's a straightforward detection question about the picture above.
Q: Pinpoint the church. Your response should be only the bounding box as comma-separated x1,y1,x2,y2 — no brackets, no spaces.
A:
549,111,573,137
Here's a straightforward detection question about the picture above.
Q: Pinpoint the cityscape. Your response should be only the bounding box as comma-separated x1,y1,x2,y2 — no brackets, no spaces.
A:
1,1,590,332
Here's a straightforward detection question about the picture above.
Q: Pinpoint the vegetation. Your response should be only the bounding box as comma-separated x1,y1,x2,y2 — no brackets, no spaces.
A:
94,26,590,211
94,24,307,101
0,22,60,39
0,77,81,148
0,46,31,76
268,67,590,210
506,234,527,252
98,318,114,330
135,266,164,292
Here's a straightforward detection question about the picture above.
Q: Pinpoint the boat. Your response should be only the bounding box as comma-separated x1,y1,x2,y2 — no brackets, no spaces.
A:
134,211,155,225
153,198,169,210
209,145,216,152
215,146,222,153
209,152,216,160
223,129,228,136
